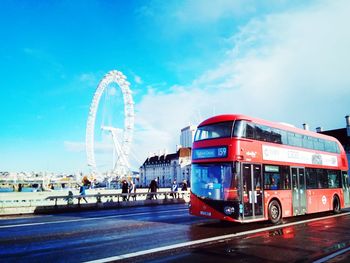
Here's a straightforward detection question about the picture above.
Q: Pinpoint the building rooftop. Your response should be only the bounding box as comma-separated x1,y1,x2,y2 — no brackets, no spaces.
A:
141,148,191,166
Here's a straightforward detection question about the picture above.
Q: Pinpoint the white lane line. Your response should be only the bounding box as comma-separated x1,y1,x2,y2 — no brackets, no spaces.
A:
313,246,350,263
84,211,350,263
0,208,188,229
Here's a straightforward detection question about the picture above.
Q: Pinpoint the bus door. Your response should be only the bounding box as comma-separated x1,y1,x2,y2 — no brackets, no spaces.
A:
291,167,306,215
242,163,263,219
342,171,350,207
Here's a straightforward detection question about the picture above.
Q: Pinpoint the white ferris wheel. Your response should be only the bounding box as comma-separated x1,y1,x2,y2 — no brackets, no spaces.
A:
86,70,134,177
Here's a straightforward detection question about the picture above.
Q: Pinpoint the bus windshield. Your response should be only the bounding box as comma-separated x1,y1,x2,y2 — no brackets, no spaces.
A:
191,163,240,201
194,121,234,141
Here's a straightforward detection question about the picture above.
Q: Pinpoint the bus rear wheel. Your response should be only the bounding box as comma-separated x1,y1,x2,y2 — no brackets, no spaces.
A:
268,200,282,224
333,196,341,214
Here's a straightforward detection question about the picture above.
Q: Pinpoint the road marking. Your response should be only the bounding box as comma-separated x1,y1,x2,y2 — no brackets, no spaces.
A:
84,211,350,263
0,208,188,229
313,246,350,263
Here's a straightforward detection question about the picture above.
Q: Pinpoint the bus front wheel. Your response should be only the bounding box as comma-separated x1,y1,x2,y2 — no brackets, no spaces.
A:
333,196,341,214
268,200,282,224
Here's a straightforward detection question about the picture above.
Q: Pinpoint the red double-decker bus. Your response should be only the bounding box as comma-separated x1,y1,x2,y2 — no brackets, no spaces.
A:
189,114,350,224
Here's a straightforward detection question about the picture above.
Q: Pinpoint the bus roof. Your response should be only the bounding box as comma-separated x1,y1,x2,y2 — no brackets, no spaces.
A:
198,114,339,143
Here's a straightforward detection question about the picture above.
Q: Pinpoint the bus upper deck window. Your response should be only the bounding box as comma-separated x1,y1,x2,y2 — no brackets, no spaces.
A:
233,120,245,137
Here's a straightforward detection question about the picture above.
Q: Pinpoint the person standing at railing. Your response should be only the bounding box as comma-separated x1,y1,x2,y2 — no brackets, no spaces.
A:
128,181,136,201
148,179,158,199
172,180,178,198
182,180,188,191
78,185,88,204
121,179,129,201
66,191,74,205
181,180,188,198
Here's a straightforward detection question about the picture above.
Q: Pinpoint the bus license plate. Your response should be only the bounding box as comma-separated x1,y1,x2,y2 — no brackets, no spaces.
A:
200,211,212,216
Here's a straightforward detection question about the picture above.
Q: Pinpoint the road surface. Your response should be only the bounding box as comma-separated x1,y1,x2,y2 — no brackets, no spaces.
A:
1,204,350,262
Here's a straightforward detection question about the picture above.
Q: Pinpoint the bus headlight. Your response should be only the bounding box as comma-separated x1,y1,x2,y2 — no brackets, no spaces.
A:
224,206,235,215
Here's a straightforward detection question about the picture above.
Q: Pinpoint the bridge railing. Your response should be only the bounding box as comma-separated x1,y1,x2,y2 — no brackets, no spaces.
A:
45,191,190,206
0,190,190,213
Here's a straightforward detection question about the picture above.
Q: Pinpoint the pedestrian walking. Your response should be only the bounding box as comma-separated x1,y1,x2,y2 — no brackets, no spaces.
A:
128,181,136,201
172,180,178,198
78,185,88,204
181,180,188,198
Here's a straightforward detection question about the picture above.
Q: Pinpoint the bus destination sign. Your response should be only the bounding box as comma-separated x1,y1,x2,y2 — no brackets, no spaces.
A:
193,146,228,160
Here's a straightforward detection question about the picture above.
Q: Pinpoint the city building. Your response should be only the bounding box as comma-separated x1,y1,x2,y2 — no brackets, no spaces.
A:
139,125,196,188
317,115,350,174
180,125,196,148
139,148,191,188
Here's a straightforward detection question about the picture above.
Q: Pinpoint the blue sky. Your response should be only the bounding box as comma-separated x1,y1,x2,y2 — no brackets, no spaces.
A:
0,0,349,173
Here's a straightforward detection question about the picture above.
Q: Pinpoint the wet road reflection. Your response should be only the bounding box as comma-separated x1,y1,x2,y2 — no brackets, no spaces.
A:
0,205,349,262
142,211,350,263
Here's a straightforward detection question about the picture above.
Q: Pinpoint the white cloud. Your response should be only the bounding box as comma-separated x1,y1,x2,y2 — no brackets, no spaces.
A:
138,0,313,34
64,141,85,152
79,73,98,87
134,75,143,84
131,0,350,164
173,0,255,24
